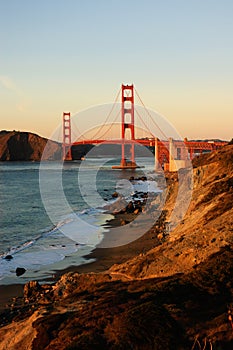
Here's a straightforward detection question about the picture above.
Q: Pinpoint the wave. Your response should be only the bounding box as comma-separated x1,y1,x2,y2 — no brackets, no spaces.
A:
1,177,160,261
0,205,111,283
0,217,75,260
0,175,162,283
0,240,35,259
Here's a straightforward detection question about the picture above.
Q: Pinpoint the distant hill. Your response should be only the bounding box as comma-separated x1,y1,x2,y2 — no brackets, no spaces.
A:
0,130,61,161
189,138,228,142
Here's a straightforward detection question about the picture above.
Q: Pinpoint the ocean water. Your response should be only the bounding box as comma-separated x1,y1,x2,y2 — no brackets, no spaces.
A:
0,157,160,285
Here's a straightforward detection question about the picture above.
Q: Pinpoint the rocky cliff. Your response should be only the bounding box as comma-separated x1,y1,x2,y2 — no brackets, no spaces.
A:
0,130,61,161
110,144,233,279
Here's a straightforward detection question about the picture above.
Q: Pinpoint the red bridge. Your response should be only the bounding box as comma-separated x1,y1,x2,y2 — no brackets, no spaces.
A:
62,84,227,171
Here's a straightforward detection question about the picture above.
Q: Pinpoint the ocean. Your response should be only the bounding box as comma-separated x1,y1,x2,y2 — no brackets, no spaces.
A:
0,157,160,285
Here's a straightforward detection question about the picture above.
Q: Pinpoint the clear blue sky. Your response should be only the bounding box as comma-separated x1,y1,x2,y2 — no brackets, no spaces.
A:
0,0,232,140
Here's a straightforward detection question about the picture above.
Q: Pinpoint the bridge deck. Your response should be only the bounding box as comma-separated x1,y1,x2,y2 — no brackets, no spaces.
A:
72,139,227,150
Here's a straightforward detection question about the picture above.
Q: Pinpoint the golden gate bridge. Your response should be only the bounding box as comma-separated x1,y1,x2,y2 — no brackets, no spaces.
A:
62,84,227,171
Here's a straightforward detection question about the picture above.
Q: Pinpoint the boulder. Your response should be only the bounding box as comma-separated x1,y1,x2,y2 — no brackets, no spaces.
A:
4,255,13,260
16,267,26,276
24,280,42,301
126,201,134,213
112,192,119,198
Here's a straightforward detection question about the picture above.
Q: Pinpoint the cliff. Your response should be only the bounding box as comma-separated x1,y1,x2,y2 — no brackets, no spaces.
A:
0,144,233,349
110,144,233,279
0,130,61,161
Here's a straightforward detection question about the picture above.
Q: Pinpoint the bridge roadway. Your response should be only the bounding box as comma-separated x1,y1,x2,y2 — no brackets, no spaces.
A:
72,138,227,151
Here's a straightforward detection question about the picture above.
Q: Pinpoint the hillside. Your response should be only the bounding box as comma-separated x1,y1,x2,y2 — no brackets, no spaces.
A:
110,144,233,279
0,131,61,161
0,144,233,349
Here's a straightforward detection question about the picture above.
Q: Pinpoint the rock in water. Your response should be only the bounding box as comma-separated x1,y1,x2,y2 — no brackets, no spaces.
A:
112,191,119,198
16,267,26,276
4,255,13,260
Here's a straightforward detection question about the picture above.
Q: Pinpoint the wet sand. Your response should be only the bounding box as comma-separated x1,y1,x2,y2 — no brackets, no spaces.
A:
55,211,161,275
0,284,24,311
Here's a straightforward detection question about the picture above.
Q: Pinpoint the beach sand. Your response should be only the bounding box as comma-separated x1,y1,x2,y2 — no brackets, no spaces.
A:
55,211,161,276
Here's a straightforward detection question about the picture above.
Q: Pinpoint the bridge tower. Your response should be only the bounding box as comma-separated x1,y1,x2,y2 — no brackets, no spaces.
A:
113,84,138,169
62,112,72,161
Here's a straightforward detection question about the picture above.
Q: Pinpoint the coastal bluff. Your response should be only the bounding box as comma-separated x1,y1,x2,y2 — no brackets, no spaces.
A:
0,143,233,349
0,130,61,161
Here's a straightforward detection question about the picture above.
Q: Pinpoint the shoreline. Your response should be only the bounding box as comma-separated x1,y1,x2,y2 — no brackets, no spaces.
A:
0,206,165,311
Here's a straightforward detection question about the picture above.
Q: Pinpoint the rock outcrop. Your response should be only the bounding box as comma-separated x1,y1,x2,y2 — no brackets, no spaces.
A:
0,130,61,161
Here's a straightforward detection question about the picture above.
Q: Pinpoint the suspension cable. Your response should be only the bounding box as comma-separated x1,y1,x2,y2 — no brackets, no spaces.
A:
72,119,87,140
89,88,121,140
95,109,121,140
134,87,168,140
135,109,154,138
71,87,121,142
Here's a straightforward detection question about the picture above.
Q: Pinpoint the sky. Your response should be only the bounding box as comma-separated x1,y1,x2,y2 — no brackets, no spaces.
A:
0,0,232,141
